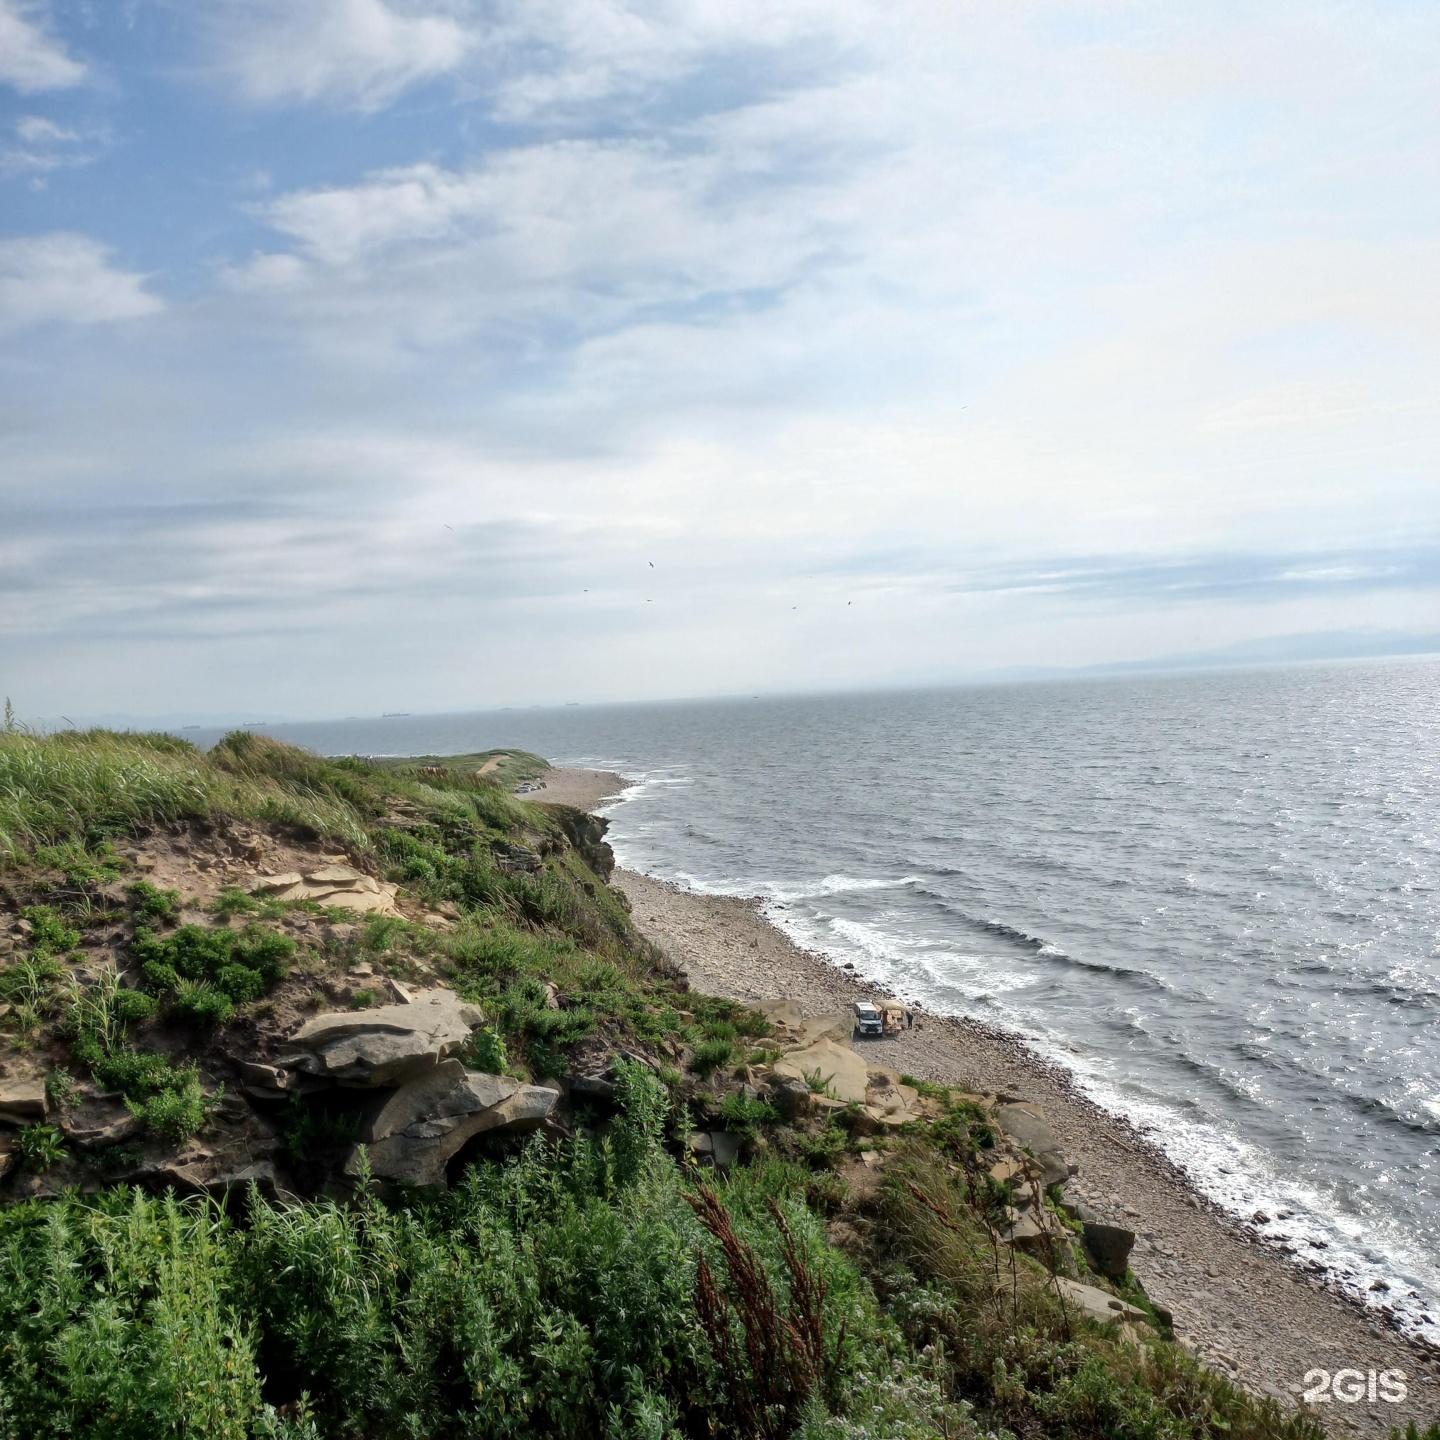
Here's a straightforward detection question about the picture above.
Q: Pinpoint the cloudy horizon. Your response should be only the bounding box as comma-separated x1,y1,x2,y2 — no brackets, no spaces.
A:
2,0,1436,721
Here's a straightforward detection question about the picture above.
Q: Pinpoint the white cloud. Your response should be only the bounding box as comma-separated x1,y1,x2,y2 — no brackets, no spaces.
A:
208,0,472,110
1,112,96,177
0,234,163,331
0,0,84,92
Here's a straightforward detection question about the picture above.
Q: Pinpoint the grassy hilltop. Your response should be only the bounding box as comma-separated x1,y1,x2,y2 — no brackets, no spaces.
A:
0,725,1342,1440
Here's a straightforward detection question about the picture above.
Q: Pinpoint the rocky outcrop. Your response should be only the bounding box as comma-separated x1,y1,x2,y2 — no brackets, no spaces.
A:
1081,1220,1137,1278
61,1093,141,1149
995,1102,1070,1189
541,806,616,881
1055,1276,1148,1327
250,862,400,916
346,1059,557,1186
278,989,482,1088
0,1079,47,1125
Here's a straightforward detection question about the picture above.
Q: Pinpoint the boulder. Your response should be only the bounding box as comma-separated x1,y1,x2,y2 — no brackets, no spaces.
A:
1083,1221,1137,1278
1054,1276,1148,1327
767,1074,814,1121
279,989,482,1088
864,1073,920,1121
687,1130,741,1171
1061,1196,1101,1225
748,999,803,1031
772,1037,871,1104
61,1094,142,1149
1000,1204,1071,1254
709,1131,741,1170
348,1060,557,1186
0,1079,47,1126
995,1103,1069,1188
798,1013,853,1047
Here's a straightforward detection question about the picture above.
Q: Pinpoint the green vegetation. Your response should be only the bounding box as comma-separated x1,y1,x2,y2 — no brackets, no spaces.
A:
94,1049,211,1144
0,728,1338,1439
0,728,372,862
368,747,549,791
15,1122,65,1172
132,923,296,1025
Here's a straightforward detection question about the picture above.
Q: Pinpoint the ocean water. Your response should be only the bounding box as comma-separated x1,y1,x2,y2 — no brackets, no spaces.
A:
203,658,1440,1341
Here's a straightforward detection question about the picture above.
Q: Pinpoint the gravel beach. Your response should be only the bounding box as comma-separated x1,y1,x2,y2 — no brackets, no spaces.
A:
613,867,1440,1436
523,767,1440,1434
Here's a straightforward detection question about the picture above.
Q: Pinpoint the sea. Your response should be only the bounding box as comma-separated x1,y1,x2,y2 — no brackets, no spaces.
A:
190,657,1440,1343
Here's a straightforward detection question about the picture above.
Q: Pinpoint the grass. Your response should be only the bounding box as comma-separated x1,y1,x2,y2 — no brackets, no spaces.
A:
0,728,371,863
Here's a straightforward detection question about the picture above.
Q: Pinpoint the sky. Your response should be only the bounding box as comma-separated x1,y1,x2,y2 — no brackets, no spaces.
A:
1,0,1437,721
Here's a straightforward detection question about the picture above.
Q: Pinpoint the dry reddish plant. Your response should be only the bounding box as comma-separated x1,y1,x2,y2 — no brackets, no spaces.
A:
686,1185,843,1439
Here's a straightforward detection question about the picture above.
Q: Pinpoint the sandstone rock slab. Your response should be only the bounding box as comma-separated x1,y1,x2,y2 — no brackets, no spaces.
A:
251,862,400,916
280,989,482,1088
61,1094,141,1149
748,998,803,1031
773,1037,871,1104
1054,1276,1148,1327
0,1079,47,1125
347,1059,557,1186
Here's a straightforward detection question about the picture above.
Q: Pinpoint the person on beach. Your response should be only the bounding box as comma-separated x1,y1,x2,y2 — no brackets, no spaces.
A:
905,1008,914,1029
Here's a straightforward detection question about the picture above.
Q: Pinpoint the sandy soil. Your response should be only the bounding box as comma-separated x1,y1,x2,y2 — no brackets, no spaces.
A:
523,767,630,810
614,866,1440,1437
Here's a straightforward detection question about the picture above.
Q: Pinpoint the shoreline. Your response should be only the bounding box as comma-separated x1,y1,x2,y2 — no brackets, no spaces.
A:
614,868,1440,1434
531,768,1440,1435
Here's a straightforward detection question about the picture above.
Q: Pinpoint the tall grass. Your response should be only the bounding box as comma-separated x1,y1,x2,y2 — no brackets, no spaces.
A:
0,730,375,863
0,1073,952,1440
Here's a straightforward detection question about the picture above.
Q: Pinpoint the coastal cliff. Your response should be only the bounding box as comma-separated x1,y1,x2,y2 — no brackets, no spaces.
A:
0,728,1430,1438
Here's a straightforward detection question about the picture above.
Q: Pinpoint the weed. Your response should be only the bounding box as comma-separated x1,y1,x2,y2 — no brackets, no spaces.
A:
718,1091,778,1140
211,886,263,918
127,879,180,923
280,1097,363,1166
133,921,294,1022
94,1048,211,1143
45,1064,79,1112
19,903,80,955
16,1121,65,1171
690,1038,733,1077
350,987,376,1009
469,1026,507,1073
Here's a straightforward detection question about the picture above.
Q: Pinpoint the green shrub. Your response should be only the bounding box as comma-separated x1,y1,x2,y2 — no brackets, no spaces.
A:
470,1026,507,1072
94,1048,210,1144
132,921,294,1020
211,886,262,917
16,1122,64,1171
45,1065,78,1111
19,904,79,955
281,1097,362,1165
140,1079,210,1144
690,1038,733,1076
113,987,157,1024
127,879,180,923
95,1047,187,1098
718,1091,778,1140
350,987,377,1009
174,979,234,1026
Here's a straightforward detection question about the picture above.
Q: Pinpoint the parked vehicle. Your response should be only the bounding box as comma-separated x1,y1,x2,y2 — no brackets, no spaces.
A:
853,1000,883,1037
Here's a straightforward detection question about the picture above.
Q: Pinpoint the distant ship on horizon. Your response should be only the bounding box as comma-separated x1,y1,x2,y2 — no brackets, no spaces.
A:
382,712,411,717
